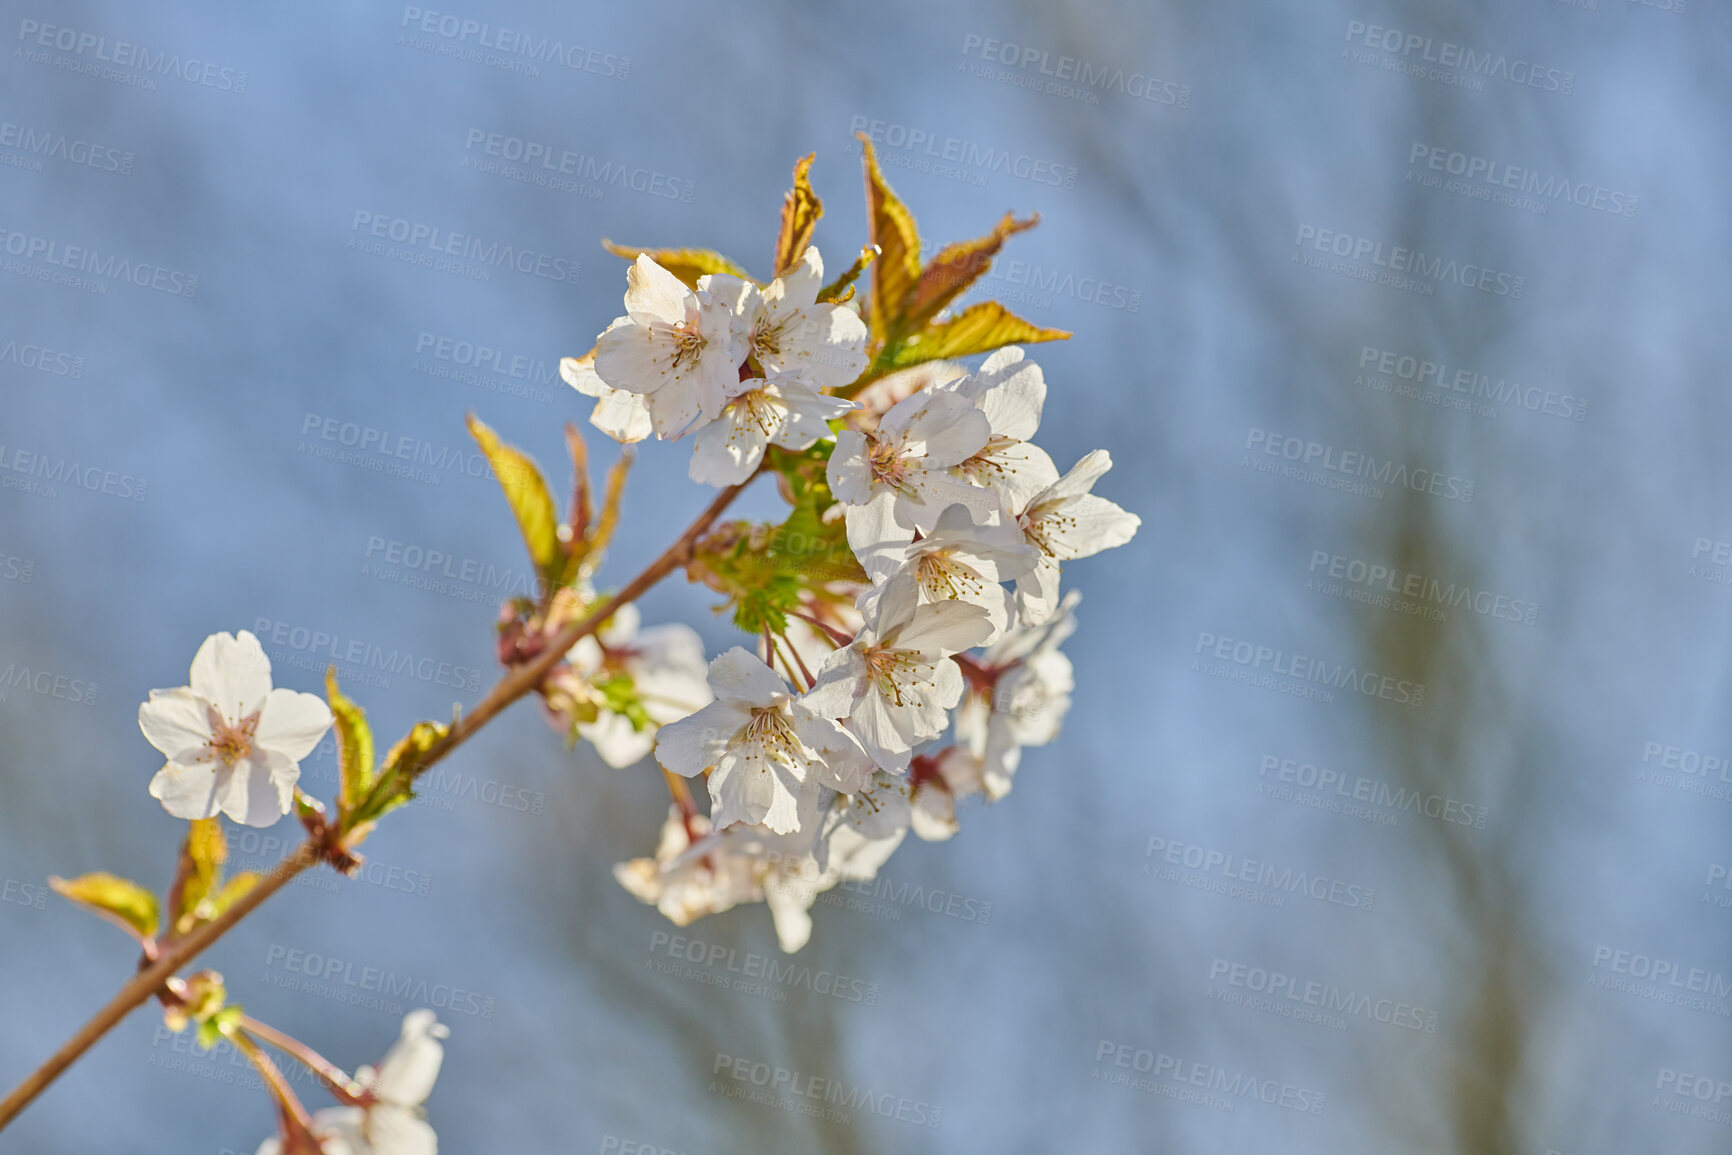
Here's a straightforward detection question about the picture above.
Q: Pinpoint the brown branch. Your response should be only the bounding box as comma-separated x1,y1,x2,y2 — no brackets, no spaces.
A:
0,473,757,1131
0,840,318,1128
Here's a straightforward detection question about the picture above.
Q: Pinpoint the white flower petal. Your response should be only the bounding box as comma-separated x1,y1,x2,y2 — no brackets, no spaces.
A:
975,358,1046,442
1040,449,1114,504
802,646,867,720
148,760,225,822
764,881,816,953
890,391,991,467
707,647,786,704
826,430,874,505
581,712,656,768
188,631,272,721
222,751,295,828
370,1009,448,1106
621,254,692,321
910,783,959,841
364,1108,438,1155
1015,555,1065,625
867,574,923,639
845,492,916,583
138,687,212,759
768,247,823,308
902,600,994,657
564,355,653,444
591,387,655,444
655,700,745,776
255,688,333,762
689,404,770,487
847,690,914,771
970,440,1060,513
1036,494,1142,561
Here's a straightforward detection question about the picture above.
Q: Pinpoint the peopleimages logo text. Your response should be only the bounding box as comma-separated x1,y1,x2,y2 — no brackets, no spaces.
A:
849,116,1078,188
1344,21,1574,94
350,212,580,285
1407,143,1636,218
1295,225,1523,298
399,7,628,78
16,19,249,91
1195,629,1425,707
0,227,198,297
0,120,132,174
1245,428,1475,503
959,34,1191,106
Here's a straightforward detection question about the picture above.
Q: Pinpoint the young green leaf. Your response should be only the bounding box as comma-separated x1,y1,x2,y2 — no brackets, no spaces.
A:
888,301,1070,368
195,1003,244,1050
325,669,376,816
353,720,450,829
904,212,1040,331
857,134,923,342
816,244,878,305
165,818,225,935
773,153,823,277
600,241,753,287
50,872,160,942
204,872,261,920
466,415,563,583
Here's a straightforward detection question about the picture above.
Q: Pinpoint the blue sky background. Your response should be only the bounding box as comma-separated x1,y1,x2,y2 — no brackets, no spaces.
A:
2,1,1730,1152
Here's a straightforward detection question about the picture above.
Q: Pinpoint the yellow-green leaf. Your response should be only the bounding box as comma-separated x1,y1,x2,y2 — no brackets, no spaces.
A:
600,241,752,288
166,818,224,933
816,244,877,305
857,134,922,341
905,212,1040,331
51,872,160,942
204,873,261,920
466,415,562,580
195,1002,243,1050
325,669,375,815
585,450,633,572
889,302,1070,368
773,153,823,278
354,720,450,828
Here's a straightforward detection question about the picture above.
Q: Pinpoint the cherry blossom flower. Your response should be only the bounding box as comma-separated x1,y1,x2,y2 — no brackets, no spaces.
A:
706,247,869,389
815,770,911,875
621,793,827,951
613,806,762,928
138,631,332,828
256,1010,448,1155
618,784,909,953
847,361,968,430
802,575,992,772
907,751,970,842
826,387,998,573
655,647,873,833
1011,450,1140,624
560,354,652,445
725,784,899,953
936,346,1060,513
546,605,711,768
688,369,855,487
955,590,1080,800
593,255,745,439
861,503,1038,643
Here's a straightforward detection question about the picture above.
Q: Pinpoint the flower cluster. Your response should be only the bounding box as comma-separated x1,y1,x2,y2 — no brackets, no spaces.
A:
584,245,866,483
585,144,1139,951
611,342,1136,949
